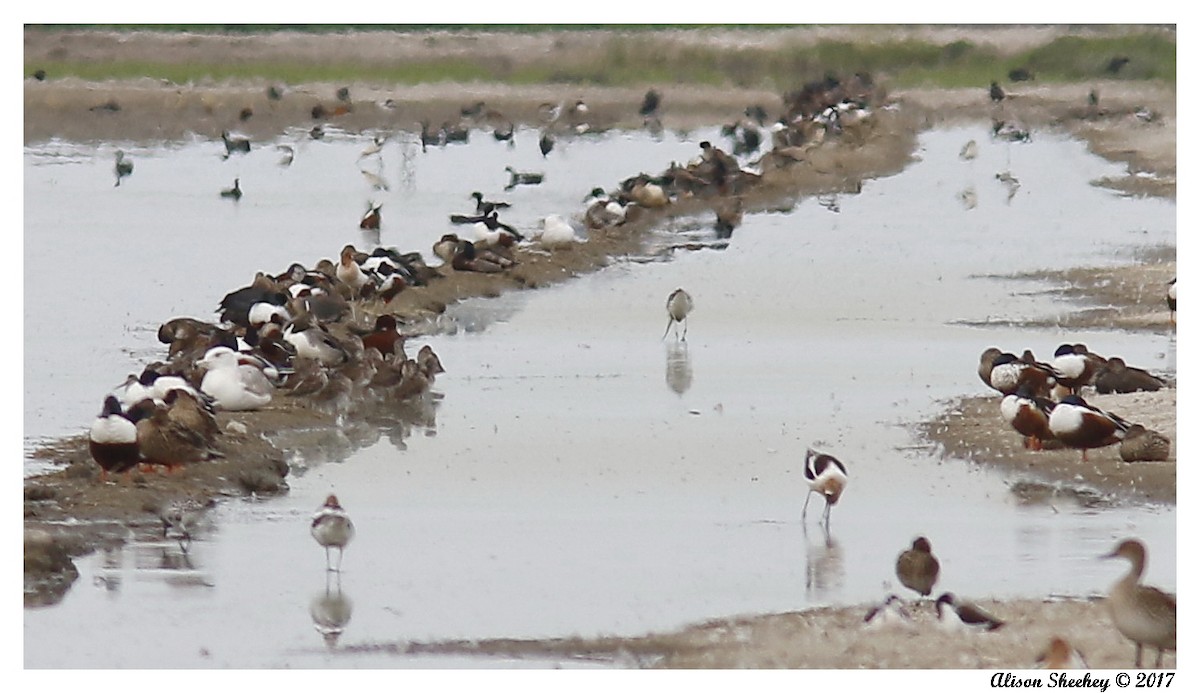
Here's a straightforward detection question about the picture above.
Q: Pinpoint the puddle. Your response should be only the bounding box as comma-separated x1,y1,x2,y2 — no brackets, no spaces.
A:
23,124,1175,667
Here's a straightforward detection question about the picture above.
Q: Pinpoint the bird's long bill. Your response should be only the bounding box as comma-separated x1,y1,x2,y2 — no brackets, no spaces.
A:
662,318,674,340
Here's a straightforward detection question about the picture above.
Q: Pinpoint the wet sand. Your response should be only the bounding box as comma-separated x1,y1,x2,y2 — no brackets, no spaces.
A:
23,27,1176,667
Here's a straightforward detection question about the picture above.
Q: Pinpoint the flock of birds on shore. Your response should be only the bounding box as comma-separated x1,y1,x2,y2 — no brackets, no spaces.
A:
83,73,1175,668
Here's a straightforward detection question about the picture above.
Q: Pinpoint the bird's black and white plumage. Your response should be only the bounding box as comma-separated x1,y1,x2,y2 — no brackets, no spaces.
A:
89,395,141,482
801,448,848,525
936,592,1005,631
312,494,355,572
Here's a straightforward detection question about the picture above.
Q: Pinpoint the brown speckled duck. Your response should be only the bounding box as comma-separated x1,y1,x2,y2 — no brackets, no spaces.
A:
1119,425,1171,462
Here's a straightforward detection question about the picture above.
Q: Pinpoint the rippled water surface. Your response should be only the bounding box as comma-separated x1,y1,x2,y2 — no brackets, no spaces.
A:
24,122,1176,668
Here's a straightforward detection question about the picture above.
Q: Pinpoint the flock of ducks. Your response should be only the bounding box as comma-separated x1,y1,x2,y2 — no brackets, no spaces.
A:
978,340,1172,463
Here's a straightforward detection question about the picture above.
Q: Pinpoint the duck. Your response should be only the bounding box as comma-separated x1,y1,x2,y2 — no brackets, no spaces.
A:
418,120,440,152
985,351,1056,397
895,537,940,598
441,120,470,144
639,89,661,118
714,197,743,238
1000,383,1056,451
470,191,511,216
220,178,242,200
978,347,1004,388
1094,357,1166,394
1166,278,1176,323
276,144,295,167
1036,636,1089,669
470,210,524,243
113,150,133,187
221,130,251,158
538,131,555,157
935,592,1005,631
162,388,221,446
88,396,141,482
863,594,913,629
218,285,288,328
358,133,386,160
801,448,848,526
312,494,355,572
989,81,1006,103
392,358,432,400
1050,343,1098,395
504,166,544,190
662,288,693,341
336,245,373,293
361,314,405,358
583,188,627,229
534,214,582,249
127,399,223,474
284,323,351,367
359,202,382,231
1119,425,1171,463
433,233,462,265
1047,394,1132,462
628,180,669,208
196,346,274,411
417,345,445,381
492,119,515,142
1103,539,1176,668
451,239,508,273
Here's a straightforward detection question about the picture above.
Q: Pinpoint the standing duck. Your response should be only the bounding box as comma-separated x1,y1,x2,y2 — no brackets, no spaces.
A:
470,191,511,216
88,396,141,482
1047,394,1131,462
1000,383,1056,451
895,537,940,598
127,399,223,474
361,314,405,358
801,448,848,526
1050,343,1098,395
1103,539,1176,668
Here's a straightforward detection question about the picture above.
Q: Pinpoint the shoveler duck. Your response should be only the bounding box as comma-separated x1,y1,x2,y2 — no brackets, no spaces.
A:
1051,343,1098,395
662,288,693,341
863,594,914,629
128,399,223,474
1167,278,1176,323
935,592,1004,631
312,494,355,572
1103,539,1176,668
221,130,251,158
197,346,274,411
1036,636,1089,669
359,202,382,231
978,347,1004,388
801,448,848,526
220,178,242,200
1047,394,1132,461
504,166,544,190
361,314,405,358
114,150,133,187
451,240,509,273
985,351,1055,397
219,285,288,328
1094,357,1166,394
470,191,511,216
89,396,141,482
1119,425,1171,463
1000,383,1057,451
895,537,940,598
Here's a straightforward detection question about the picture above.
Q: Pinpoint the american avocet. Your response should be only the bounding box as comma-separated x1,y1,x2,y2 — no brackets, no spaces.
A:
1119,425,1171,463
1047,394,1131,462
863,594,913,629
896,537,940,598
1167,279,1176,323
1095,357,1166,394
197,346,274,411
1103,539,1176,668
801,448,848,526
935,592,1004,631
89,396,140,482
1036,636,1089,669
662,288,694,341
312,494,355,572
1000,383,1056,451
114,150,133,187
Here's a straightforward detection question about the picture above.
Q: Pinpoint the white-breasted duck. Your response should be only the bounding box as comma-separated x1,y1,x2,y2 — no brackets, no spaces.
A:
1050,343,1098,395
662,288,693,341
1103,539,1176,668
984,350,1056,397
284,322,351,368
113,150,133,187
1047,394,1132,462
801,448,848,526
935,592,1005,631
1000,383,1057,451
312,494,355,572
358,133,386,160
197,346,274,411
89,396,141,482
470,191,511,216
336,244,373,293
896,537,940,598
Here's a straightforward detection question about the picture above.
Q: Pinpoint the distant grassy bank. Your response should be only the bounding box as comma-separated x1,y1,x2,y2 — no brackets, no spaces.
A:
25,26,1175,90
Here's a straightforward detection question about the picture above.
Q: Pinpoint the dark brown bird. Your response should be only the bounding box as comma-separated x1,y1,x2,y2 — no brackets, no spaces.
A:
896,537,940,598
361,314,405,358
990,81,1006,103
1094,357,1166,394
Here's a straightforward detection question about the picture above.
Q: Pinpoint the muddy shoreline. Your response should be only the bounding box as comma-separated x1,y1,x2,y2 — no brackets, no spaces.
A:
24,28,1176,667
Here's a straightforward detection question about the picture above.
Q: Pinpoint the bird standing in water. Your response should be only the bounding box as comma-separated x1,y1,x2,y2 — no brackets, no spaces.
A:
801,448,848,527
662,288,693,341
312,494,355,572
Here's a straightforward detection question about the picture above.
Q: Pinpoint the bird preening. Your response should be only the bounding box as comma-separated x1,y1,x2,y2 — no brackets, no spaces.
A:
662,288,693,341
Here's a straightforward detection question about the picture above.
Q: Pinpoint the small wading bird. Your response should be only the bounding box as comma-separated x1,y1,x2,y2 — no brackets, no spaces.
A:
312,494,355,572
114,150,133,186
801,448,848,526
896,537,940,598
662,288,693,341
1103,539,1175,668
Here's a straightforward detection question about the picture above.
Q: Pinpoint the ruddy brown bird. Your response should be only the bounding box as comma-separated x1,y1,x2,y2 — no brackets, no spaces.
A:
359,203,382,230
1047,394,1131,462
361,314,405,358
1103,539,1176,668
1000,383,1056,451
896,537,940,598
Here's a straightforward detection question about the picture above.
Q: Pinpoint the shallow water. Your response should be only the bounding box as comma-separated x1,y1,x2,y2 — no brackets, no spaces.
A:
23,122,1176,667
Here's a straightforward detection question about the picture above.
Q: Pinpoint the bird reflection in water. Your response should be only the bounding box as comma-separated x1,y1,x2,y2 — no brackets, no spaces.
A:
665,341,693,396
310,573,354,650
803,522,845,598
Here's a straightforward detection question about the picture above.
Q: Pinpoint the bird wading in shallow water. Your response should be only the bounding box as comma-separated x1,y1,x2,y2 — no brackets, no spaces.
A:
801,448,848,526
312,494,355,572
662,288,693,341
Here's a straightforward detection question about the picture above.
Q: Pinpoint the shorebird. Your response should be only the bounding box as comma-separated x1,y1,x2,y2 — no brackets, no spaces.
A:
221,130,251,158
312,494,355,572
863,594,913,629
1103,539,1176,668
935,592,1005,631
801,448,848,526
1047,394,1132,462
895,537,940,598
1167,278,1176,324
662,288,693,341
639,89,661,118
358,133,386,160
114,150,133,186
88,396,141,482
1036,636,1089,669
959,139,978,161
